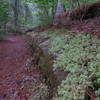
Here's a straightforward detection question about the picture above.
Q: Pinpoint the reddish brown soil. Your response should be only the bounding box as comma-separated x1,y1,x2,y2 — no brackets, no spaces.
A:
0,36,42,100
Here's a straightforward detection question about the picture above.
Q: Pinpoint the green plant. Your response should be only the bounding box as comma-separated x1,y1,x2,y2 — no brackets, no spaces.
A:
0,0,10,39
25,0,58,26
48,33,100,100
62,0,97,10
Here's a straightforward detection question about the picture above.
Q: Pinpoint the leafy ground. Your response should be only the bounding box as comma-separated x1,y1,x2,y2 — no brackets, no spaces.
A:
0,16,100,100
0,1,100,100
30,27,100,100
0,36,48,100
33,17,100,36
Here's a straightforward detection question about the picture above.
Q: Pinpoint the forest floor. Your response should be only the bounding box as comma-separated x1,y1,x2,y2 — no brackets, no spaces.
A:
35,17,100,36
0,36,46,100
0,16,100,100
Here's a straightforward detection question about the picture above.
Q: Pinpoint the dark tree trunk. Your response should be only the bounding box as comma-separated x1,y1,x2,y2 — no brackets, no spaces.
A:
13,0,19,32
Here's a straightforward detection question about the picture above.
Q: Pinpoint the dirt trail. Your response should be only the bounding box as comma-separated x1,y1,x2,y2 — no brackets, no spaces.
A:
0,36,42,100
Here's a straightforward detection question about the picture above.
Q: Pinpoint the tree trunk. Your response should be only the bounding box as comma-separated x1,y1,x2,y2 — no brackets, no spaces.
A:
55,0,64,16
76,0,80,8
3,22,7,34
53,0,64,24
13,0,19,32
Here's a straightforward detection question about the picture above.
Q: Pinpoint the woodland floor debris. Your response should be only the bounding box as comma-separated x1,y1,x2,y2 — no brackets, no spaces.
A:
0,36,47,100
33,17,100,37
0,1,100,100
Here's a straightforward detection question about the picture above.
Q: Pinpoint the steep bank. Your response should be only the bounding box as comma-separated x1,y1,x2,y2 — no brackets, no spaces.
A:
27,33,59,100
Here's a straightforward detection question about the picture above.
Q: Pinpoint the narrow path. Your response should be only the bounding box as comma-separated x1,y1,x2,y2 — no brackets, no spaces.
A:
0,36,42,100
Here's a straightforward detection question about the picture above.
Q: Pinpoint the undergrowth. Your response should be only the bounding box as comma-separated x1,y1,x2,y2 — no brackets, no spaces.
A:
40,29,69,38
40,30,100,100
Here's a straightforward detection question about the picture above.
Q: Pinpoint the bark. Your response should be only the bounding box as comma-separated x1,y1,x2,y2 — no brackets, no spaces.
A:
3,22,7,34
55,0,64,16
54,0,64,24
76,0,80,8
13,0,19,32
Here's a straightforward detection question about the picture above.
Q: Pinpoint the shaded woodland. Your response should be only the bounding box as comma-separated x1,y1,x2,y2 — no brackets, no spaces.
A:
0,0,100,100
